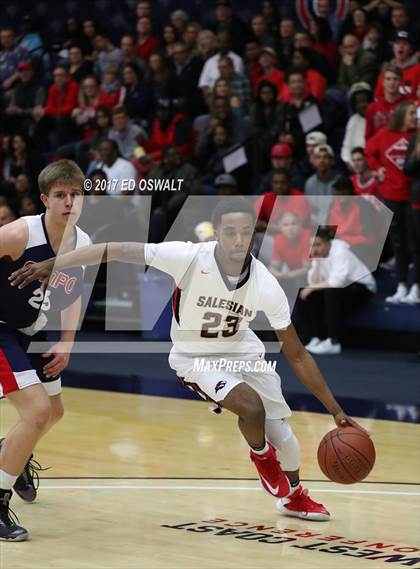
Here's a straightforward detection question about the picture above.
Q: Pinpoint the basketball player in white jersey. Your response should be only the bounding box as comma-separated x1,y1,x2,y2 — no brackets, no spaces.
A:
10,197,367,521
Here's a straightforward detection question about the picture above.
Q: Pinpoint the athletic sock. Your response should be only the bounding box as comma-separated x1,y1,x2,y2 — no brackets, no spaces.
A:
250,441,269,455
0,470,18,490
290,479,300,489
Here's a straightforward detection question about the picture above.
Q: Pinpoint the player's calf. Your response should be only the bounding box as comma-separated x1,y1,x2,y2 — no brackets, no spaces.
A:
222,384,290,498
222,383,266,448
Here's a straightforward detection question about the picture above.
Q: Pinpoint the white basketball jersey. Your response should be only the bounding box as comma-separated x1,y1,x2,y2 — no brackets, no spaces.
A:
144,241,291,356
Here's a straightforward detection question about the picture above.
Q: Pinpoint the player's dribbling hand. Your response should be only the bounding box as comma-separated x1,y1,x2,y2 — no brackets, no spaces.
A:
8,258,55,289
333,411,370,436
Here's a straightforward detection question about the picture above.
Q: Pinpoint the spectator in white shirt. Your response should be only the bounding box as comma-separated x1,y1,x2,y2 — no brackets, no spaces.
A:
340,82,372,166
198,31,243,95
299,227,376,355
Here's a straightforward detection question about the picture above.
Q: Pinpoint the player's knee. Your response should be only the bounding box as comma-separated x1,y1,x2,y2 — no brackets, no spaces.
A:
29,400,52,432
240,393,265,425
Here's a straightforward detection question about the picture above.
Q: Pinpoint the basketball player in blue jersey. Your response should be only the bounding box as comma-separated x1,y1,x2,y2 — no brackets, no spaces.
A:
10,198,367,524
0,159,90,541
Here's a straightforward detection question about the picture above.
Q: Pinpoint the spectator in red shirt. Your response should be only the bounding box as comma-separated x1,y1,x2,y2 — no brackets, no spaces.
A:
328,175,376,262
281,49,326,102
33,65,79,149
350,147,378,197
255,46,284,97
140,98,191,168
308,16,337,74
269,210,311,300
70,75,115,140
255,168,310,233
366,100,417,303
374,32,420,99
366,64,407,139
42,65,79,118
136,16,158,61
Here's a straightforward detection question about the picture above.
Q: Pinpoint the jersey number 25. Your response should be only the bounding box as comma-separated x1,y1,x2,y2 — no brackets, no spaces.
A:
28,288,51,311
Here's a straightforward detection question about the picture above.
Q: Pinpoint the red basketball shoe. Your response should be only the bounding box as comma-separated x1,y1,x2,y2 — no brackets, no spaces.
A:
250,442,291,498
277,485,330,521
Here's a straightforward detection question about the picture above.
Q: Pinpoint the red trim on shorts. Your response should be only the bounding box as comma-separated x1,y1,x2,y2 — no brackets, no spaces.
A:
176,374,222,411
0,349,19,394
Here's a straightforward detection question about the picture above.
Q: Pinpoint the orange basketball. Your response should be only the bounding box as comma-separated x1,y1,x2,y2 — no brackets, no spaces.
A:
317,427,376,484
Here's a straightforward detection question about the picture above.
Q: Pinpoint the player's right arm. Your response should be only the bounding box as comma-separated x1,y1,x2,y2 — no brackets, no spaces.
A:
9,241,146,289
0,219,29,261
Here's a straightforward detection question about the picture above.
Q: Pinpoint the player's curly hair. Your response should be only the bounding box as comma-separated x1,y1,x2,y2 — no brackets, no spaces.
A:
315,225,337,241
211,197,256,228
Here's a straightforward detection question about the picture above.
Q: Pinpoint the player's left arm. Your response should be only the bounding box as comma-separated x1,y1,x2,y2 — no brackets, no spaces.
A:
276,324,368,433
42,296,81,379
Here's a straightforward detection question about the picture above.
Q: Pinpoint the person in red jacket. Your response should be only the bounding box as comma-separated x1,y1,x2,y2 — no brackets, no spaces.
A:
42,65,79,119
254,168,310,232
280,48,326,102
33,65,79,149
269,210,311,301
71,75,115,140
139,98,191,170
255,47,284,97
365,64,408,139
366,100,417,303
350,147,378,197
328,175,376,263
135,16,158,61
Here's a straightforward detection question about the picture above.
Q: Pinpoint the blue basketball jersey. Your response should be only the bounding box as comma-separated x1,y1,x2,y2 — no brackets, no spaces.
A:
0,214,91,332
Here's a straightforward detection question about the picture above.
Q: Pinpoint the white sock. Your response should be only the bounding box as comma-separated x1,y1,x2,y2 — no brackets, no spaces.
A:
251,441,269,455
0,469,18,490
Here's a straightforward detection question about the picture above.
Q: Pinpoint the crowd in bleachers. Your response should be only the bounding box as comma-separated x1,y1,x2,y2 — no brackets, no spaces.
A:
0,0,419,350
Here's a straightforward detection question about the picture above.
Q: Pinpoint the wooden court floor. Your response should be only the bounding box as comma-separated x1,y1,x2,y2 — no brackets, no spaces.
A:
0,388,419,569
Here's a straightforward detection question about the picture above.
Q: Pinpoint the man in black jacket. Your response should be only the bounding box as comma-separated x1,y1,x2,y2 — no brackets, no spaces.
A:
3,62,45,134
167,41,205,117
